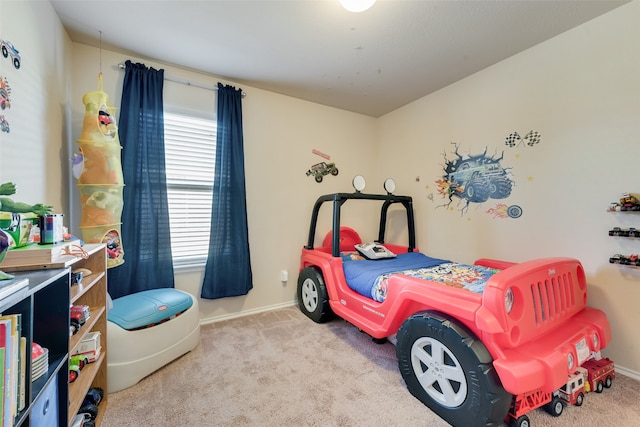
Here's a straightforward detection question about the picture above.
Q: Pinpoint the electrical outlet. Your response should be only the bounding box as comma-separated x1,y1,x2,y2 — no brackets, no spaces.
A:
280,270,288,282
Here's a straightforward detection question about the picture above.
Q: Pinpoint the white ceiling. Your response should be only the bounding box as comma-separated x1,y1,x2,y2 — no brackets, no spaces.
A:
50,0,628,117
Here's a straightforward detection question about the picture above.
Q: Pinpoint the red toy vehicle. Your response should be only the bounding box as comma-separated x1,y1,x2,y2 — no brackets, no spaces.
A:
582,357,615,393
297,178,612,427
70,304,91,334
506,367,588,426
557,367,587,406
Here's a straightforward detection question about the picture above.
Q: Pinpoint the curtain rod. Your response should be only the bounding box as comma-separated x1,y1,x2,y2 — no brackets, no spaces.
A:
117,63,246,97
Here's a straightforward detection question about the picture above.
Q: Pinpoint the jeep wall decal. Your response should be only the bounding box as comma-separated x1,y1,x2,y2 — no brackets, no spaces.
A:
306,149,339,183
436,143,514,214
306,161,339,183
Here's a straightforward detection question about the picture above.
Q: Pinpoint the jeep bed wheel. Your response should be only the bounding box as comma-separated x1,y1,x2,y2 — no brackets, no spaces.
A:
396,312,511,427
297,267,333,323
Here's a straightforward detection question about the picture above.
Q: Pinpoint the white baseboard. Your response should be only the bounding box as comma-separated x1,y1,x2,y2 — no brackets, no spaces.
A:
615,364,640,381
199,300,297,325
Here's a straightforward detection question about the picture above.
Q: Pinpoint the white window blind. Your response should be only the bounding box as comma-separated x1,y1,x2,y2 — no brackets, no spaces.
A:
164,112,216,267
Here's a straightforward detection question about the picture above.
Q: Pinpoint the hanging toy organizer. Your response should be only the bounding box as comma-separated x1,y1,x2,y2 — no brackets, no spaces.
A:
76,74,125,268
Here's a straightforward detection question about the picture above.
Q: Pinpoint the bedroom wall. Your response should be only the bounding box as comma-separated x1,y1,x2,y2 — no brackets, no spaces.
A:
69,44,379,323
0,0,73,213
376,1,640,377
4,0,638,379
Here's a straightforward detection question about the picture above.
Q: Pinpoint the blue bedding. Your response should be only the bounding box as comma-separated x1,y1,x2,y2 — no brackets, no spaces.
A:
342,252,449,298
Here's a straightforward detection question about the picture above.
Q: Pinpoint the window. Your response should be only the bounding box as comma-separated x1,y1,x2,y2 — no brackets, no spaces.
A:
164,111,216,267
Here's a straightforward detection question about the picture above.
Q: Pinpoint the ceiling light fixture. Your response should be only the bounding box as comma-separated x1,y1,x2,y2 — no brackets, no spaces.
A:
339,0,376,13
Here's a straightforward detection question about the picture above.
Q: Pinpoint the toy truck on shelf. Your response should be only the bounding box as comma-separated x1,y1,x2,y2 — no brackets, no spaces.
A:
297,177,612,427
70,304,91,334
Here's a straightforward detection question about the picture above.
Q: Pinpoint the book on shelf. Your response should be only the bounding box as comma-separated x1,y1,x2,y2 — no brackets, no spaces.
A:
0,318,13,427
18,337,25,412
0,313,22,422
0,278,29,301
0,347,4,426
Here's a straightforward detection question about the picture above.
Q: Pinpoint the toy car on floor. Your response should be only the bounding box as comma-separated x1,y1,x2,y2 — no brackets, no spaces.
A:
297,176,612,427
582,357,615,392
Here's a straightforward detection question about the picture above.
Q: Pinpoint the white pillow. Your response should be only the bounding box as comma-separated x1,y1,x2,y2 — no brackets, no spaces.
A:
355,242,396,260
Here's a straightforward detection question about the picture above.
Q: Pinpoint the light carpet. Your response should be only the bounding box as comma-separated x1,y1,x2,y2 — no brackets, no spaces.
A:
102,306,640,427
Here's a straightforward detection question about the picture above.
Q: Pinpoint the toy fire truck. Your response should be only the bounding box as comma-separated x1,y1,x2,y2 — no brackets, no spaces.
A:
506,357,615,426
582,357,616,393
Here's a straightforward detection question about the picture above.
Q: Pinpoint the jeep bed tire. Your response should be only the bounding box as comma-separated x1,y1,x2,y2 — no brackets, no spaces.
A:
297,267,334,323
396,312,511,427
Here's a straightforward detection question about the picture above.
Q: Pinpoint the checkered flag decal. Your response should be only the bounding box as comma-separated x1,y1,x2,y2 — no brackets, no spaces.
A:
505,132,521,147
524,130,541,146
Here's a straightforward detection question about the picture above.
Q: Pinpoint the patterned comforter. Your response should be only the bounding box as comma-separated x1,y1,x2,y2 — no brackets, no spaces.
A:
341,252,500,302
369,262,500,302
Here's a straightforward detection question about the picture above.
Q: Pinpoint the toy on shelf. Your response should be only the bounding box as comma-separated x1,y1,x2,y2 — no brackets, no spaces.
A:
1,182,54,279
76,74,124,268
70,304,91,335
609,253,640,266
609,192,640,211
609,227,640,237
0,230,11,280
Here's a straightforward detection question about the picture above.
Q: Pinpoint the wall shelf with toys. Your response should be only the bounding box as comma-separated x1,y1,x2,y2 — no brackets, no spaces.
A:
608,192,640,267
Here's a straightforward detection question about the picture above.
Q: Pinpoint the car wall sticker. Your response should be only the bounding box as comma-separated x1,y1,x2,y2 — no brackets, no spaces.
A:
1,39,21,70
1,38,20,137
0,76,11,135
0,115,9,133
434,130,542,218
436,143,514,215
0,76,11,111
306,149,339,183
